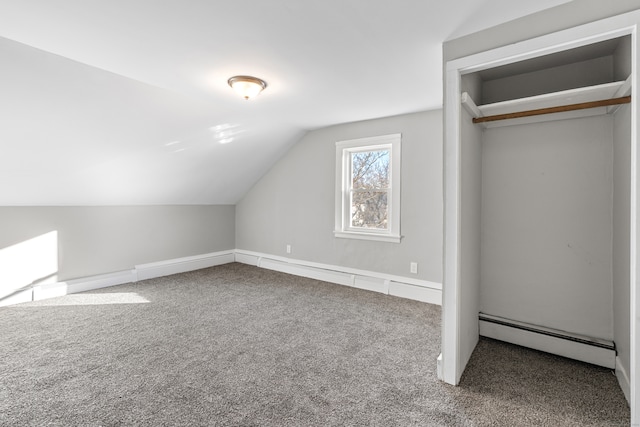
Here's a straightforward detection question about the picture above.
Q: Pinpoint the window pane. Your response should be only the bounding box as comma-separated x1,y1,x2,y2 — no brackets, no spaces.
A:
351,191,388,229
351,150,389,190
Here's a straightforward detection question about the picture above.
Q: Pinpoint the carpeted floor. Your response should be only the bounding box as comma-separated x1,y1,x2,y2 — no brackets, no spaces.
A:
0,263,630,426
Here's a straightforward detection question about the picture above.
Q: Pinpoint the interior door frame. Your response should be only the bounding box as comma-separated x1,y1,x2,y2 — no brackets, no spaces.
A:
442,9,640,423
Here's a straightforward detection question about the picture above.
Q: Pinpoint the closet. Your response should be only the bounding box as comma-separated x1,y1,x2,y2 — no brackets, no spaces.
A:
443,33,633,403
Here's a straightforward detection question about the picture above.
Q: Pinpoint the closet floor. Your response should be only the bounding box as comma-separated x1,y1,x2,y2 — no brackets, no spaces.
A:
456,337,630,426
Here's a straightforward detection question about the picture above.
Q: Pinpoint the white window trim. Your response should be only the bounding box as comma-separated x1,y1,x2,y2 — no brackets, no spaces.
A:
334,133,402,243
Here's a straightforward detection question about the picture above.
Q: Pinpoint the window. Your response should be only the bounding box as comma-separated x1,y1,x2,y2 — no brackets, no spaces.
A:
335,134,401,242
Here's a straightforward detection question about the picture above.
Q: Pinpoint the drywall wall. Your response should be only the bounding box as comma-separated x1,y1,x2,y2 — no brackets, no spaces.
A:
481,56,614,104
235,110,442,283
613,103,631,386
0,205,235,290
614,35,632,82
480,115,614,339
443,0,640,62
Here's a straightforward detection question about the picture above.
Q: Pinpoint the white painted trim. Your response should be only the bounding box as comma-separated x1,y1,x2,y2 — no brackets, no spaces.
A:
470,80,628,128
443,11,640,406
608,75,633,114
234,249,442,305
1,250,237,307
442,64,463,385
333,231,401,243
389,281,442,304
479,318,616,369
461,92,482,119
630,20,640,427
234,251,260,266
480,313,615,348
3,248,441,307
335,133,402,242
353,275,386,293
0,288,33,307
618,356,632,405
382,278,391,294
446,12,640,75
135,250,235,281
260,257,355,287
33,269,136,301
234,249,441,290
335,134,402,149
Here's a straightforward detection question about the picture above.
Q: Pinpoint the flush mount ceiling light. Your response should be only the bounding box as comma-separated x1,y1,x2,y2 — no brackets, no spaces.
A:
227,75,267,100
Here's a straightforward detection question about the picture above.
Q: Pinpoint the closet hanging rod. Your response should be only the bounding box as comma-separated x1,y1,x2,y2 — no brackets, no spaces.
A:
472,95,631,124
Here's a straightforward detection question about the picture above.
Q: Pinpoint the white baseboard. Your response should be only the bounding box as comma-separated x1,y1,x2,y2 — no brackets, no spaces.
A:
389,281,442,304
0,288,33,307
234,249,442,305
2,249,441,307
353,275,387,293
260,258,355,287
3,250,237,307
136,251,235,281
616,356,631,405
33,270,137,301
234,251,260,266
479,314,616,369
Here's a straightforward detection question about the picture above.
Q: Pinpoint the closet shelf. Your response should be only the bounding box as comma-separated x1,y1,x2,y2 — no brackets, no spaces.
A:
462,76,632,128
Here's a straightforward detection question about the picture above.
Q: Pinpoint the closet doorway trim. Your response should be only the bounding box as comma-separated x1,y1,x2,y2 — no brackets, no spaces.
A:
442,9,639,424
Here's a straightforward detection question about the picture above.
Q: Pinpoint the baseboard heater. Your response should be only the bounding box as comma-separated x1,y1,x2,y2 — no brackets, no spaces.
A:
478,313,616,369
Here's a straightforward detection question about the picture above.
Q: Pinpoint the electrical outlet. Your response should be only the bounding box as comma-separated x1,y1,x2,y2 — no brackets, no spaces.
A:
286,244,291,254
410,262,418,274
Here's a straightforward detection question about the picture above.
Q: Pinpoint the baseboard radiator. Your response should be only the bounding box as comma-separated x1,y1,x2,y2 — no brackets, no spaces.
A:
235,250,442,305
0,251,236,308
478,313,616,369
1,250,442,308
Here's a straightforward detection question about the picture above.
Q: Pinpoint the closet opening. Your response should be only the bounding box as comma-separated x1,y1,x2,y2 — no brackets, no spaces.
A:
454,34,632,402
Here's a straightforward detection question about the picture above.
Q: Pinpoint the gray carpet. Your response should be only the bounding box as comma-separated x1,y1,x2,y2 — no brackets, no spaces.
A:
0,263,630,426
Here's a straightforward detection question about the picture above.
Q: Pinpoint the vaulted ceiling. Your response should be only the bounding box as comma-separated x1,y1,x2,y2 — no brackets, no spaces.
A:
0,0,570,205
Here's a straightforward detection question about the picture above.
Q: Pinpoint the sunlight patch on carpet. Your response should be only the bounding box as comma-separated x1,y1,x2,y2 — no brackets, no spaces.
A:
13,292,150,306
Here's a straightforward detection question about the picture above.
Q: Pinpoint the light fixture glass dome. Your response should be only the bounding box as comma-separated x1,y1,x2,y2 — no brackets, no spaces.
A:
228,75,267,100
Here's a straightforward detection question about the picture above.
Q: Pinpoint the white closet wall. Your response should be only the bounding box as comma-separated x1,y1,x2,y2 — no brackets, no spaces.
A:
480,115,614,339
442,10,640,422
457,34,631,376
482,56,615,104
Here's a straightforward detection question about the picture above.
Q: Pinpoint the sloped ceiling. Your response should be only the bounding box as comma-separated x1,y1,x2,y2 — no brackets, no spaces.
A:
0,0,570,205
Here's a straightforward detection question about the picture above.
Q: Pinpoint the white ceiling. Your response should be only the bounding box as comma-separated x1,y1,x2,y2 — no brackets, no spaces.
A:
0,0,570,205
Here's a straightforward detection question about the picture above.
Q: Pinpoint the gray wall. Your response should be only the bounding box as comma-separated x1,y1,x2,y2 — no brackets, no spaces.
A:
481,56,614,104
236,110,442,283
0,205,235,285
480,116,614,340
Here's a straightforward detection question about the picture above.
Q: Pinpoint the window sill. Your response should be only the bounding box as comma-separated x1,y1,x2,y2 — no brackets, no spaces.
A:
334,231,402,243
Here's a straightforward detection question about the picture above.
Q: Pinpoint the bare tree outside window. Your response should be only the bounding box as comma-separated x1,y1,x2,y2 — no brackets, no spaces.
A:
350,149,390,229
335,133,400,243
